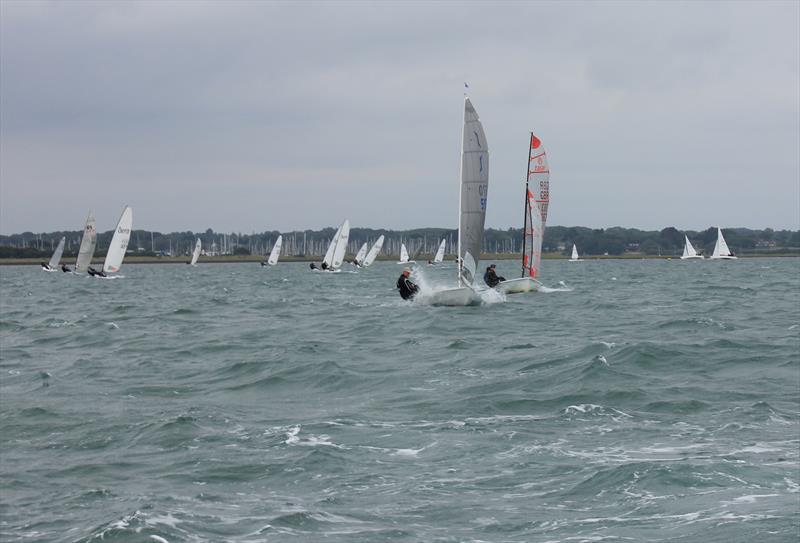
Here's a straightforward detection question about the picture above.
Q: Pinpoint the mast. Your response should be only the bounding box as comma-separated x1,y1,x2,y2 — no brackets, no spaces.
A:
521,131,534,278
457,94,467,286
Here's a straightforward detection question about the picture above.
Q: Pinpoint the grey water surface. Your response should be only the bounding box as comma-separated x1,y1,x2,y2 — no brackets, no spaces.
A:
1,258,798,542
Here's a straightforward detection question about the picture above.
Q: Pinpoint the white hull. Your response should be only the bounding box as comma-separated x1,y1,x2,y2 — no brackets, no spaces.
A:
568,258,583,262
497,277,542,294
710,255,738,260
425,286,481,306
680,255,705,260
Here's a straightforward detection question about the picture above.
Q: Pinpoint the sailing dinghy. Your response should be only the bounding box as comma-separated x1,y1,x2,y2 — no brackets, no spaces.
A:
353,242,368,267
499,133,549,294
680,235,704,259
262,235,282,266
362,235,384,267
41,237,66,272
398,243,413,264
710,227,737,259
92,206,132,276
74,211,97,274
318,220,350,272
190,238,202,266
569,244,582,262
427,96,488,306
430,239,446,265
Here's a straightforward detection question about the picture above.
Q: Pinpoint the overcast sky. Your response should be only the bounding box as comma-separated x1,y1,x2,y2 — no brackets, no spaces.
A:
1,0,798,234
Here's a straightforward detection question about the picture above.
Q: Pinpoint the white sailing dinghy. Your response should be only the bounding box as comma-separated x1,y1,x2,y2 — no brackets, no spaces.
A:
362,235,384,267
41,237,66,272
262,235,282,266
353,242,368,267
319,220,350,271
680,235,704,259
499,132,549,294
430,239,446,265
398,243,414,264
710,227,737,259
74,211,97,274
427,96,488,306
569,244,582,262
95,206,133,276
190,238,202,266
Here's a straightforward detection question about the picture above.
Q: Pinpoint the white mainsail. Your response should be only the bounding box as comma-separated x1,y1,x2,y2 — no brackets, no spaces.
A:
48,237,66,269
103,206,133,273
399,243,410,263
711,227,736,259
363,235,384,267
331,220,350,269
190,238,202,266
433,239,446,264
354,242,368,265
570,244,580,261
74,211,97,273
267,235,282,266
458,96,489,285
322,223,343,268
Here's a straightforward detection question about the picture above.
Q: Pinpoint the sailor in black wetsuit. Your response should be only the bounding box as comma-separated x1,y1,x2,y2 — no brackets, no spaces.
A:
321,262,329,271
61,264,71,272
40,262,52,271
483,264,505,288
309,262,318,270
87,266,107,278
396,268,419,300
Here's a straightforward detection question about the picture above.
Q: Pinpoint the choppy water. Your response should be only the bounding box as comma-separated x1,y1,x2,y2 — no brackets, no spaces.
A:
1,258,798,542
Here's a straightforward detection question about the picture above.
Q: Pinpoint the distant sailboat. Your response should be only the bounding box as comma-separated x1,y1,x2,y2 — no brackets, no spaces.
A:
90,206,132,276
362,235,384,267
569,244,582,262
319,220,350,271
431,238,446,264
680,235,704,259
499,132,549,294
428,95,488,306
710,227,737,259
74,211,97,274
41,237,65,272
353,242,368,267
398,243,414,264
263,235,282,266
190,238,202,266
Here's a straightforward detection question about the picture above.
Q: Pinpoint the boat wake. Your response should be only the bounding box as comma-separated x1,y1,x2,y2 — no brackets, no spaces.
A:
410,267,506,306
539,280,573,293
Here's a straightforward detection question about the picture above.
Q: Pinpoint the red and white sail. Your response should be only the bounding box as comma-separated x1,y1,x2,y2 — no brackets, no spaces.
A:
522,133,549,278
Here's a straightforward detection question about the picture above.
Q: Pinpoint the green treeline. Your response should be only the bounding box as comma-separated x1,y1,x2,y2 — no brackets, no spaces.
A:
1,226,798,259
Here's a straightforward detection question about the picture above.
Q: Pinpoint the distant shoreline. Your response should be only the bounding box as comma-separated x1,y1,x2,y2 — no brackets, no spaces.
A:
1,253,797,266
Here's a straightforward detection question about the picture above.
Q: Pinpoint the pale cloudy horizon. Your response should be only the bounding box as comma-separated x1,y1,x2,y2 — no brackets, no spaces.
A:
1,0,798,235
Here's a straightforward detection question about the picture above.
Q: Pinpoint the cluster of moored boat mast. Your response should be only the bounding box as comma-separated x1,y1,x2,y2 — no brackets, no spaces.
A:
41,95,738,292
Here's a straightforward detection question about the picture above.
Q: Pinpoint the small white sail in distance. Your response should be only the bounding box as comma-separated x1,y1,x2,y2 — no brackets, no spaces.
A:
48,237,66,269
433,239,446,264
267,235,282,266
103,206,133,274
190,238,202,266
711,227,737,259
399,243,410,264
569,244,581,261
680,235,703,259
354,242,368,265
362,235,384,267
75,211,97,273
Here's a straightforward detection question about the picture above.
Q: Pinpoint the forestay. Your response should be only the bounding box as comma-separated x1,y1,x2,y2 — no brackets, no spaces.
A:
103,206,133,274
268,235,282,266
458,97,489,285
48,237,66,269
75,211,97,273
363,235,384,267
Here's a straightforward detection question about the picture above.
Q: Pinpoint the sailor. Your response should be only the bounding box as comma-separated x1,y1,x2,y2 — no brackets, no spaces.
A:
321,262,329,271
61,264,71,272
40,262,51,271
483,264,505,288
309,262,318,270
87,266,107,278
396,268,419,300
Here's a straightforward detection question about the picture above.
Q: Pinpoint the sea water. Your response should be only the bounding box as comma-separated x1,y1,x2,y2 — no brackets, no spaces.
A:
1,258,798,542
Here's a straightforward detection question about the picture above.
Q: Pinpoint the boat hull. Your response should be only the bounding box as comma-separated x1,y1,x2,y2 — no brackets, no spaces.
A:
710,256,738,260
680,255,705,260
426,286,481,306
497,277,542,294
